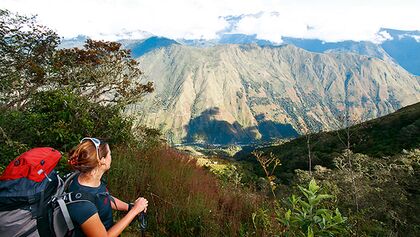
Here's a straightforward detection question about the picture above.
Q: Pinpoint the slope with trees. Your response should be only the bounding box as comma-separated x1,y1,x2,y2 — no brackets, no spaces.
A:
241,102,420,236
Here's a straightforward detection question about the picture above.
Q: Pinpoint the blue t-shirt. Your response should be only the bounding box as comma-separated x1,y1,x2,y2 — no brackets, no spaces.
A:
67,174,114,237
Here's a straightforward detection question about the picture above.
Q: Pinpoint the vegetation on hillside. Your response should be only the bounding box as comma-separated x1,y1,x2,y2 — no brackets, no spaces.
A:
108,146,266,236
239,103,420,236
1,8,418,237
0,9,267,236
238,102,420,182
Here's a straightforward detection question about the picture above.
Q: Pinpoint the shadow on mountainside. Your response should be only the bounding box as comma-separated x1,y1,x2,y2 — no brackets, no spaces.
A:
255,114,299,140
184,107,299,144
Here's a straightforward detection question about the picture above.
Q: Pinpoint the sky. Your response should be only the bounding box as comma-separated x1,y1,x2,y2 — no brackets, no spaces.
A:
1,0,419,43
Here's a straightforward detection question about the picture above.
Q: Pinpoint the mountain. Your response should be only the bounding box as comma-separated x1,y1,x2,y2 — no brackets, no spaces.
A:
280,30,420,76
120,36,179,58
59,27,419,76
60,35,178,58
127,44,420,144
378,28,420,76
180,29,420,76
281,37,395,62
58,35,88,49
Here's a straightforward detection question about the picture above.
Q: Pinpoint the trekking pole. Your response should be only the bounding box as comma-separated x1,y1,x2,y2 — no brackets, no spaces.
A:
138,211,147,237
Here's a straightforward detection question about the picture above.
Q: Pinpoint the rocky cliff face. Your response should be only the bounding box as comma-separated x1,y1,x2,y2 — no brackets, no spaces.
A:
126,44,420,144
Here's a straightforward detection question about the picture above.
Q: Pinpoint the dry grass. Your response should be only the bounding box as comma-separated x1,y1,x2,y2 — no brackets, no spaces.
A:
107,145,265,236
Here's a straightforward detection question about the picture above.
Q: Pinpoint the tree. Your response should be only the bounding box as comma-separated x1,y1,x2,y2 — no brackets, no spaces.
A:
53,40,154,107
0,9,154,109
334,111,363,213
0,9,60,107
0,9,155,168
297,119,321,177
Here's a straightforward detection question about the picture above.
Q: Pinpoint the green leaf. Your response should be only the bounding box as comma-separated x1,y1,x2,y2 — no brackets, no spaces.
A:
307,226,314,237
308,179,319,193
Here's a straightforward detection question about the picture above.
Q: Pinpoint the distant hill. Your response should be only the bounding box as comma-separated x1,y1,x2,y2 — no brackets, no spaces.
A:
181,29,420,76
60,35,178,58
121,36,179,58
379,28,420,76
127,44,419,144
283,29,420,76
281,37,395,63
237,102,420,181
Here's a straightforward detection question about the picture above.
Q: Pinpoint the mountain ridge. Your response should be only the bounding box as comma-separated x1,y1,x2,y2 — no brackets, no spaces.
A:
238,101,420,178
60,28,420,75
128,43,419,144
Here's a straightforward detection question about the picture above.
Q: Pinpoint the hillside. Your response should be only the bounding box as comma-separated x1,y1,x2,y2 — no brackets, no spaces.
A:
127,44,419,144
237,101,420,181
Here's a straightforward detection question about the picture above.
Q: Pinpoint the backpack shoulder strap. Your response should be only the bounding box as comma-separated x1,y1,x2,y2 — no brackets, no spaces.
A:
54,191,98,235
68,191,96,205
55,171,79,197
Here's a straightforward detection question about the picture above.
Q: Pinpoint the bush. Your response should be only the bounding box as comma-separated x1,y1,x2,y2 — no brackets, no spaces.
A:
0,89,135,168
279,179,348,236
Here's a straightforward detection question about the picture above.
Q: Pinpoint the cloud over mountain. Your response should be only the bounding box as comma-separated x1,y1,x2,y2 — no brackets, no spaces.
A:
2,0,419,42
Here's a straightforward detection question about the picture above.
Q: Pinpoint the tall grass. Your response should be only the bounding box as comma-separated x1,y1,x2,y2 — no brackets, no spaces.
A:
107,145,265,236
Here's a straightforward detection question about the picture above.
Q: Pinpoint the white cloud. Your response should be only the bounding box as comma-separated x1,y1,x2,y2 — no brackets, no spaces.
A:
1,0,419,42
373,30,393,44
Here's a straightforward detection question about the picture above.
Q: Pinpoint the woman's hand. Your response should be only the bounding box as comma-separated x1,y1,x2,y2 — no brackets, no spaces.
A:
131,197,148,215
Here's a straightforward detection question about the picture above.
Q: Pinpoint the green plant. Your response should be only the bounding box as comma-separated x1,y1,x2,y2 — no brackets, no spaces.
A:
279,179,348,236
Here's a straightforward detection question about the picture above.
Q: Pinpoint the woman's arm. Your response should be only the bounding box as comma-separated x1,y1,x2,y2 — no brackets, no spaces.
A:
80,197,148,237
80,209,139,237
110,196,129,211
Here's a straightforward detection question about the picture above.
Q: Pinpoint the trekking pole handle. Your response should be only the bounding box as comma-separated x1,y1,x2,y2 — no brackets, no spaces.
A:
139,211,147,230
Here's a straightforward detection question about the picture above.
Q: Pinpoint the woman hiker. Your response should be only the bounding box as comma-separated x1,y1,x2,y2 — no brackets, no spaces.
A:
67,137,148,237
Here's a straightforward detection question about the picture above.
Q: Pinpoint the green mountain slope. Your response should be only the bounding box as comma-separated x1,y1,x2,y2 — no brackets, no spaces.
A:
239,101,420,180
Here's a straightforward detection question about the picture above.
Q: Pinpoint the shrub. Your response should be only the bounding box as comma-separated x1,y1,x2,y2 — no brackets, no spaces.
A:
279,179,348,236
0,89,135,168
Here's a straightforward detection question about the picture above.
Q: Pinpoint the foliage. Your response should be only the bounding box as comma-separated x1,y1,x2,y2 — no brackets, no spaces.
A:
0,9,60,107
0,9,154,169
53,39,154,107
0,9,153,109
252,151,281,198
279,179,348,236
245,103,420,236
241,102,420,184
251,149,348,236
0,89,136,169
211,164,244,188
297,150,420,236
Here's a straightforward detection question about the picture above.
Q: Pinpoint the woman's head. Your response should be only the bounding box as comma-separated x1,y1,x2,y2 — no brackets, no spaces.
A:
68,137,111,173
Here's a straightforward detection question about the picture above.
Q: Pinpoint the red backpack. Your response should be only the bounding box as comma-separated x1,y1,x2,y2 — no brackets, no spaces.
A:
0,147,61,182
0,147,95,237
